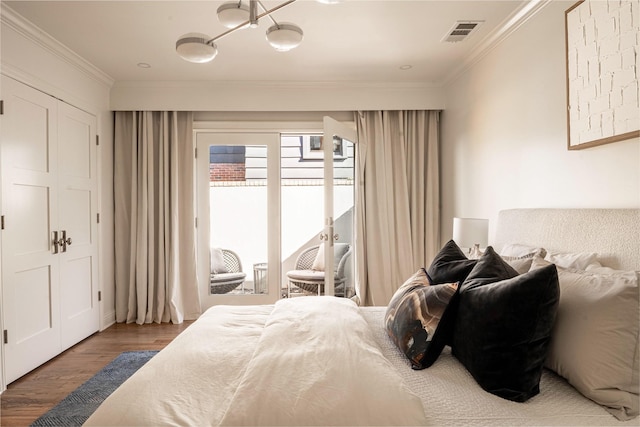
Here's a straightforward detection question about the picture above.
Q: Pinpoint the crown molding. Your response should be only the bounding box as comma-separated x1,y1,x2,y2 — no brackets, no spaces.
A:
111,79,442,90
1,3,115,88
440,0,552,87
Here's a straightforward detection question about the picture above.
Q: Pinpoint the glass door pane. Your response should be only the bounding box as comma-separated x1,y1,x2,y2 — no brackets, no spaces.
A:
323,117,358,297
196,132,280,308
280,119,356,299
280,134,326,298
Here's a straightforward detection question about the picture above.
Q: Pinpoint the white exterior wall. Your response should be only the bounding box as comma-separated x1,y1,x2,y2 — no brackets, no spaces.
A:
210,185,354,288
440,0,640,246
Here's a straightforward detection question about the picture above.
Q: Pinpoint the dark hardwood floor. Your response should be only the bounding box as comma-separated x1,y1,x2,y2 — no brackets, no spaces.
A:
0,320,193,426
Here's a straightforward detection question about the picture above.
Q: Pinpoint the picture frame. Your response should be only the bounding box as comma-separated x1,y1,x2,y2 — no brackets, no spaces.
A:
565,0,639,150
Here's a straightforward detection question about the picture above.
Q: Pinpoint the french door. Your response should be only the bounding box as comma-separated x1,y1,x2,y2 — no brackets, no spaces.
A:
196,132,281,307
195,117,357,307
321,117,357,296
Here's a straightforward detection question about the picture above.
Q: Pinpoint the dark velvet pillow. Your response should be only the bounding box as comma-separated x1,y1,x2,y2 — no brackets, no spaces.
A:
385,269,459,369
452,247,560,402
426,240,477,285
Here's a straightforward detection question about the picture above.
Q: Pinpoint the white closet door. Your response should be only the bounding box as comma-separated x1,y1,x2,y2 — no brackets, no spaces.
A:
57,102,99,351
1,76,99,383
1,76,62,383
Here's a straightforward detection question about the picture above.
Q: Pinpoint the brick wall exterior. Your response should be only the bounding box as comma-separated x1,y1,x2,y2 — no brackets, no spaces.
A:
210,163,246,181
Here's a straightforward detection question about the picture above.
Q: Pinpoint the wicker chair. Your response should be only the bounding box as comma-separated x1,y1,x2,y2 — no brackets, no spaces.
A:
286,243,352,297
210,248,246,294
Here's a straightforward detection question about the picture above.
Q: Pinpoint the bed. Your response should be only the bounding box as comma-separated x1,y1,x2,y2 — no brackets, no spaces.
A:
85,208,639,426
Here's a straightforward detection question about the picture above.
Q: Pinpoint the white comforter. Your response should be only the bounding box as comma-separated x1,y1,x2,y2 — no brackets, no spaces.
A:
85,298,634,426
84,297,427,426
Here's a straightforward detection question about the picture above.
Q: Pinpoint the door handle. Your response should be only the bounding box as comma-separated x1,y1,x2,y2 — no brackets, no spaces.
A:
58,230,72,252
52,231,59,254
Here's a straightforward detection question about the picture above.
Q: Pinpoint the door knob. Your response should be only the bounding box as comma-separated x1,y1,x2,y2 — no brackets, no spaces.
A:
59,230,72,252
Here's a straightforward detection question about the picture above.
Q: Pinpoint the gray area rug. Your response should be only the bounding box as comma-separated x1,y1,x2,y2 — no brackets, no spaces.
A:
31,350,158,427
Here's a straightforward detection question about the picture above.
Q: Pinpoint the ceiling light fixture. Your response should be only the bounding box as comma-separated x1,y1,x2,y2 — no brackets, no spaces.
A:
266,22,303,51
176,32,218,63
176,0,334,63
176,33,218,64
217,2,250,29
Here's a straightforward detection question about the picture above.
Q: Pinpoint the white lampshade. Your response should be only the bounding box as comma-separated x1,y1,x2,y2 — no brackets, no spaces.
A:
175,33,218,63
453,217,489,252
266,23,303,51
217,2,250,29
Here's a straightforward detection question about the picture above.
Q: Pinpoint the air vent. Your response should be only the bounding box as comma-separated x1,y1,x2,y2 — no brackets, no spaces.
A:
442,21,483,43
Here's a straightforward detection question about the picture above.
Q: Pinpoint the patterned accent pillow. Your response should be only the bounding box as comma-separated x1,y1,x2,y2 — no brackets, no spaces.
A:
385,269,459,369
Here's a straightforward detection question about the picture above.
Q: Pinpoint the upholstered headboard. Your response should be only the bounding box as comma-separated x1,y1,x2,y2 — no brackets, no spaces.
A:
493,209,639,271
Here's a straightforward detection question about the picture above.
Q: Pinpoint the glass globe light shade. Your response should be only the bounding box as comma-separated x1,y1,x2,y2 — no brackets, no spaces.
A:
266,23,304,52
176,33,218,63
217,2,250,29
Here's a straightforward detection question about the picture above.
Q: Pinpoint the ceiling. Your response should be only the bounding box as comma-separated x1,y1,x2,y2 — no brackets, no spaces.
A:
5,0,534,86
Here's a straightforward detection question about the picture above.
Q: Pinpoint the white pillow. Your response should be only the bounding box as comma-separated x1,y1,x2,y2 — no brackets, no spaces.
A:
530,256,639,420
544,251,600,270
210,248,228,274
499,243,546,258
500,254,535,274
311,244,325,271
311,243,350,272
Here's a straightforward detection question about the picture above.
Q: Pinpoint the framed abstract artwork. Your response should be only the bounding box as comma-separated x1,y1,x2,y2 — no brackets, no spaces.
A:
565,0,639,150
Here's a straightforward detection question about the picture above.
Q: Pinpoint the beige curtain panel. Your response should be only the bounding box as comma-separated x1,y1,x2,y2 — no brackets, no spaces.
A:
355,110,440,306
114,111,201,324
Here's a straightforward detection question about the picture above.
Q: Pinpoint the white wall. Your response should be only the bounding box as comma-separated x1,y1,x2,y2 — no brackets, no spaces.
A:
440,0,640,245
1,5,116,329
111,80,446,112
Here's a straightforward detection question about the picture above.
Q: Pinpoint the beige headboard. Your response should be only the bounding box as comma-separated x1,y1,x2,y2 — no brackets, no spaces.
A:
493,209,639,271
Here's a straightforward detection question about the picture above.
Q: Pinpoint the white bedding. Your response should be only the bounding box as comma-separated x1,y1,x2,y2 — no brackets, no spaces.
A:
85,299,635,427
86,304,272,426
85,298,426,426
219,297,426,426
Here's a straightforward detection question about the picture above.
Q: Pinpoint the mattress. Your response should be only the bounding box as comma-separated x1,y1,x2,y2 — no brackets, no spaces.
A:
85,301,634,426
